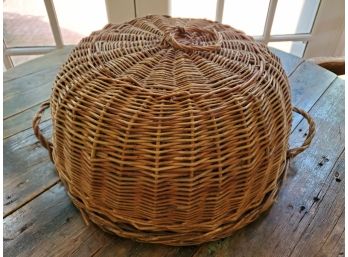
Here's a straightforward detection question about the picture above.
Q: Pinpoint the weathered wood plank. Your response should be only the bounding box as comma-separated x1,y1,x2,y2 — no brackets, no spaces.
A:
3,120,56,217
126,243,196,257
4,71,55,118
4,103,50,139
79,237,135,257
288,152,344,257
3,183,114,257
4,67,57,99
192,76,344,257
289,61,337,127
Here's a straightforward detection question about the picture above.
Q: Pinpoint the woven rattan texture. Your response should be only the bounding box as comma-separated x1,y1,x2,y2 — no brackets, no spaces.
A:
50,15,293,245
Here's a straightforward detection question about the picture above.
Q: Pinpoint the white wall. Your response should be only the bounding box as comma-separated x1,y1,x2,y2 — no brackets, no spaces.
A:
304,0,345,58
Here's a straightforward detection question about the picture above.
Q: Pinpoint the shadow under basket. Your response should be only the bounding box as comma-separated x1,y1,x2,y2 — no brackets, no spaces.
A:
32,15,315,246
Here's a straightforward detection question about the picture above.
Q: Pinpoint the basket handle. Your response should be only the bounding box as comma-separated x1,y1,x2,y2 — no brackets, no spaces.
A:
32,101,54,162
163,26,222,52
287,107,316,159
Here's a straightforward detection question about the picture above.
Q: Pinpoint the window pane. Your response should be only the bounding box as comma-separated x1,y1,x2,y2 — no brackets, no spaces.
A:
268,41,307,57
4,0,55,47
54,0,108,45
170,0,217,20
271,0,320,35
222,0,269,36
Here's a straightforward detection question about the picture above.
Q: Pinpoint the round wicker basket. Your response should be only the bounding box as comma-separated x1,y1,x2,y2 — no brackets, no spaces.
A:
33,15,315,246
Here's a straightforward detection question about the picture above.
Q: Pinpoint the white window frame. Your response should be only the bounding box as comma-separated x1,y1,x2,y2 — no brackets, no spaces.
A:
4,0,344,69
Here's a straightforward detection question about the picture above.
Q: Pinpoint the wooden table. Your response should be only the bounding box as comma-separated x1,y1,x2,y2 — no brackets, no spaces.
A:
4,47,344,257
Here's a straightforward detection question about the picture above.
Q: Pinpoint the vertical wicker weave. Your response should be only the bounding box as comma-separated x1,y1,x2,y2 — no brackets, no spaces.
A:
33,15,315,246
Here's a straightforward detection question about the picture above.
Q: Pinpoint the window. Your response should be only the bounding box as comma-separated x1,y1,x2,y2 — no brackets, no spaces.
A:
170,0,217,20
53,0,107,45
222,0,269,36
169,0,321,58
3,0,107,69
5,0,344,69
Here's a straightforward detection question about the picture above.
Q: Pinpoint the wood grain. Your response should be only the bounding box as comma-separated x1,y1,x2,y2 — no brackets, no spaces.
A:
4,103,50,139
288,152,344,257
4,183,112,257
289,62,336,127
3,120,56,217
4,69,57,118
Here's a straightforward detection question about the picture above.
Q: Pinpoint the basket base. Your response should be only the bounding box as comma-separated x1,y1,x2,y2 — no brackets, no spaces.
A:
61,161,289,246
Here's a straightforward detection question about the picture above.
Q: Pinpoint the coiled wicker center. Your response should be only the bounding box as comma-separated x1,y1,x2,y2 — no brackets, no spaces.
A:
38,15,302,245
163,26,223,52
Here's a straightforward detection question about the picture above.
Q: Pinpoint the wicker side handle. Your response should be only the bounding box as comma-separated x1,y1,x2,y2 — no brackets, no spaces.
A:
163,26,222,52
32,101,54,162
287,107,316,159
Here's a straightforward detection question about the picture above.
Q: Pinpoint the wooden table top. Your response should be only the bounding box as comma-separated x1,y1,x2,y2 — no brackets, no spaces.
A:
3,46,344,257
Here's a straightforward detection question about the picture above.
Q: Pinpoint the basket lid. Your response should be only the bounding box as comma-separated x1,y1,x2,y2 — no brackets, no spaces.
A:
53,15,288,99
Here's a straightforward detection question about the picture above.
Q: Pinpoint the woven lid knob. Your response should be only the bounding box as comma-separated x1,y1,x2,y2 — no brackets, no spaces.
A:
163,26,222,52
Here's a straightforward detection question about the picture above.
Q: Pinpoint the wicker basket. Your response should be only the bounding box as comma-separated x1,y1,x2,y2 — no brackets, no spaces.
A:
33,15,315,246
